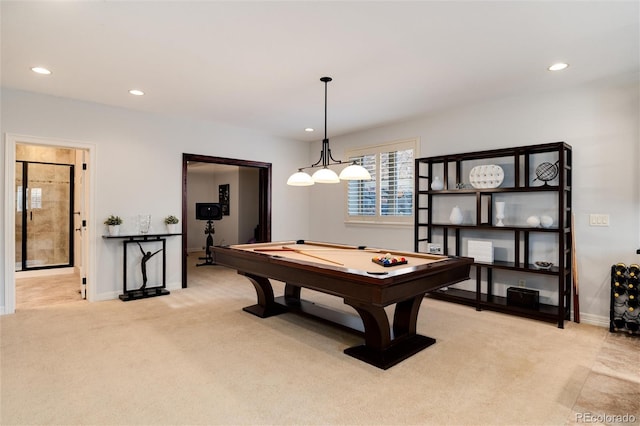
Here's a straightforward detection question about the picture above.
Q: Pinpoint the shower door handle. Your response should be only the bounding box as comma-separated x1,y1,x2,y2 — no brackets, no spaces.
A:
30,211,33,221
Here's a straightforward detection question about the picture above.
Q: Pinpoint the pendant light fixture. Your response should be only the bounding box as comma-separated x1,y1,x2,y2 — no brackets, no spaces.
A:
287,77,372,186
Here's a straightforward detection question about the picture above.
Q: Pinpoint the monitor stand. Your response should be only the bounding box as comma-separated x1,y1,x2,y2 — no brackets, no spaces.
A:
196,220,216,267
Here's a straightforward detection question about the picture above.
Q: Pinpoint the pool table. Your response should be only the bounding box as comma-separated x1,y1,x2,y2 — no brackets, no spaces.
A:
212,240,472,369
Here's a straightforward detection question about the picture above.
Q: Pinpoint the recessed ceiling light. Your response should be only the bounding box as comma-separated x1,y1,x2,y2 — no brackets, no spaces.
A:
548,63,569,71
304,128,314,132
31,67,51,75
128,89,144,96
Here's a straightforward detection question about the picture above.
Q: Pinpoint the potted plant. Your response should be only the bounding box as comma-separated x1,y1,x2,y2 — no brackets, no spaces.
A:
164,215,179,233
104,215,123,236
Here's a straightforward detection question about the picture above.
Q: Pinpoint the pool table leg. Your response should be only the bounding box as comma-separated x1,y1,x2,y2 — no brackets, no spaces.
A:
393,293,424,336
283,283,301,302
240,272,288,318
343,293,435,370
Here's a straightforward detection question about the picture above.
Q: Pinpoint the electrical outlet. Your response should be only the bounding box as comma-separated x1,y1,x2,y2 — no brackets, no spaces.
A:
589,213,610,227
518,279,526,287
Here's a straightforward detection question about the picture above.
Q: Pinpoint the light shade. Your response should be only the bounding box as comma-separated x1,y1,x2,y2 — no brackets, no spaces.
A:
287,171,314,186
548,63,569,71
31,67,51,75
288,77,371,187
312,167,340,184
339,164,371,181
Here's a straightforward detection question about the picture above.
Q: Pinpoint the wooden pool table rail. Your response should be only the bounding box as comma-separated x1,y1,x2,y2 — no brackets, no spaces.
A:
212,241,472,369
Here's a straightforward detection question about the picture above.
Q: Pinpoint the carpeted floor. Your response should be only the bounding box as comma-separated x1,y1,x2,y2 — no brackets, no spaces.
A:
1,261,638,425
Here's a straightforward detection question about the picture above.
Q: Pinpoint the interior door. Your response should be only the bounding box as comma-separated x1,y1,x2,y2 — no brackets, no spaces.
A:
75,150,89,298
15,161,74,270
15,162,24,270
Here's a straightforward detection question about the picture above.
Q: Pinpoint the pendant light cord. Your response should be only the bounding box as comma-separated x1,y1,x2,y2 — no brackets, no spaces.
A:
324,77,328,142
320,77,332,167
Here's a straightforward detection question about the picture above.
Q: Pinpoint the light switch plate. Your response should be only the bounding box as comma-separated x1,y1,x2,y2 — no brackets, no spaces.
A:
589,213,610,227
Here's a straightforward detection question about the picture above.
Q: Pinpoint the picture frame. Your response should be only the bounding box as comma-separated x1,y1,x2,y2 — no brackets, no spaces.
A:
427,243,442,254
219,184,230,216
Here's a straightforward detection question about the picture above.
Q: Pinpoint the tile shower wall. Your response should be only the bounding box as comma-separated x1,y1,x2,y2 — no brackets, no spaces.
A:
16,145,74,269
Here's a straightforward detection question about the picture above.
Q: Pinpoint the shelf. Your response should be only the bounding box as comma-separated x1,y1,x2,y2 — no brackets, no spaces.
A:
473,260,563,275
419,185,561,195
415,141,573,328
427,288,566,324
102,233,182,239
427,287,477,307
423,223,564,232
420,141,571,162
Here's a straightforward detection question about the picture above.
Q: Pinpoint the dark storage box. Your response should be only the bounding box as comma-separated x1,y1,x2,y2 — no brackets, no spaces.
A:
507,287,539,310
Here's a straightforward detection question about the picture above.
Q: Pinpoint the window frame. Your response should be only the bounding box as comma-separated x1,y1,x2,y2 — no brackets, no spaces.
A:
343,138,418,226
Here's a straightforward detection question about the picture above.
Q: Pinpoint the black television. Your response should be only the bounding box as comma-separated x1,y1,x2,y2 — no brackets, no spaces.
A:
195,203,223,221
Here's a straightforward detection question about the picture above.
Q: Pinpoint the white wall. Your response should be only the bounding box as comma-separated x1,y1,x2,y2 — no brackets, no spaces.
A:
239,168,260,243
3,74,637,324
186,171,226,251
309,73,639,325
1,88,311,310
209,170,239,247
187,167,260,249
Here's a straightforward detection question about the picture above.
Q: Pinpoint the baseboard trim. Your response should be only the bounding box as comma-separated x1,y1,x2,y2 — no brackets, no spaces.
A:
576,312,609,328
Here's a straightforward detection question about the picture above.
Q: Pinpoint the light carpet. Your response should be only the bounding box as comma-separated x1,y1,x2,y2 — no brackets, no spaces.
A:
1,265,637,425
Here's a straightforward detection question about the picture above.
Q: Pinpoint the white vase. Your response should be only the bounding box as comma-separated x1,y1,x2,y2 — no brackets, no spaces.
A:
166,223,177,234
495,201,505,227
108,225,120,236
138,214,151,234
526,216,541,227
449,206,463,225
540,215,553,228
431,176,444,191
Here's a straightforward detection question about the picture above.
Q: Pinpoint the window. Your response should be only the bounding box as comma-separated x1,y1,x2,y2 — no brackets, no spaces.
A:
345,138,417,224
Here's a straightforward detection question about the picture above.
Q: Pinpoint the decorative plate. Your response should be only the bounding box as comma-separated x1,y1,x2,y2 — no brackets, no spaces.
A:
534,261,553,270
469,165,504,189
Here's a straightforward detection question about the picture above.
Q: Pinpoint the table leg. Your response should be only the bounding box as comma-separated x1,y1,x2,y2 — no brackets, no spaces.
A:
284,283,301,303
392,294,424,337
240,272,288,318
343,299,392,350
343,294,435,370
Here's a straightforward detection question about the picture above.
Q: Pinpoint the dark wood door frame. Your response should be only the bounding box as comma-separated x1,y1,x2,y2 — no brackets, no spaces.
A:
181,153,272,288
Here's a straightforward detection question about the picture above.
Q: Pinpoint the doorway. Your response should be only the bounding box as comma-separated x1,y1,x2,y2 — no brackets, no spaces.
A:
15,160,74,271
4,134,96,314
181,154,272,288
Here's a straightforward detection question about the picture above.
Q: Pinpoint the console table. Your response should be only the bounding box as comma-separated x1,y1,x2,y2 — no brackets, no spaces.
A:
102,233,181,301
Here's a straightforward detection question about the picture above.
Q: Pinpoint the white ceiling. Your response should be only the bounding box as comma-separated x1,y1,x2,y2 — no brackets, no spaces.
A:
2,1,638,142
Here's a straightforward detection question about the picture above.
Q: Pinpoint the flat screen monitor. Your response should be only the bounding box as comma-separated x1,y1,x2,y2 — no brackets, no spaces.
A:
195,203,223,221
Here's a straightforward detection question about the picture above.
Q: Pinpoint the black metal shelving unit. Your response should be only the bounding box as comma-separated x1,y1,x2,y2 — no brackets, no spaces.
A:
414,142,572,328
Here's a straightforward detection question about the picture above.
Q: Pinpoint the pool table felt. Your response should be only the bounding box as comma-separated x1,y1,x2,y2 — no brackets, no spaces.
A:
230,241,448,273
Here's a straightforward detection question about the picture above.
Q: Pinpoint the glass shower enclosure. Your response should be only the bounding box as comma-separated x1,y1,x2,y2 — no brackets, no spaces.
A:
15,161,74,271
